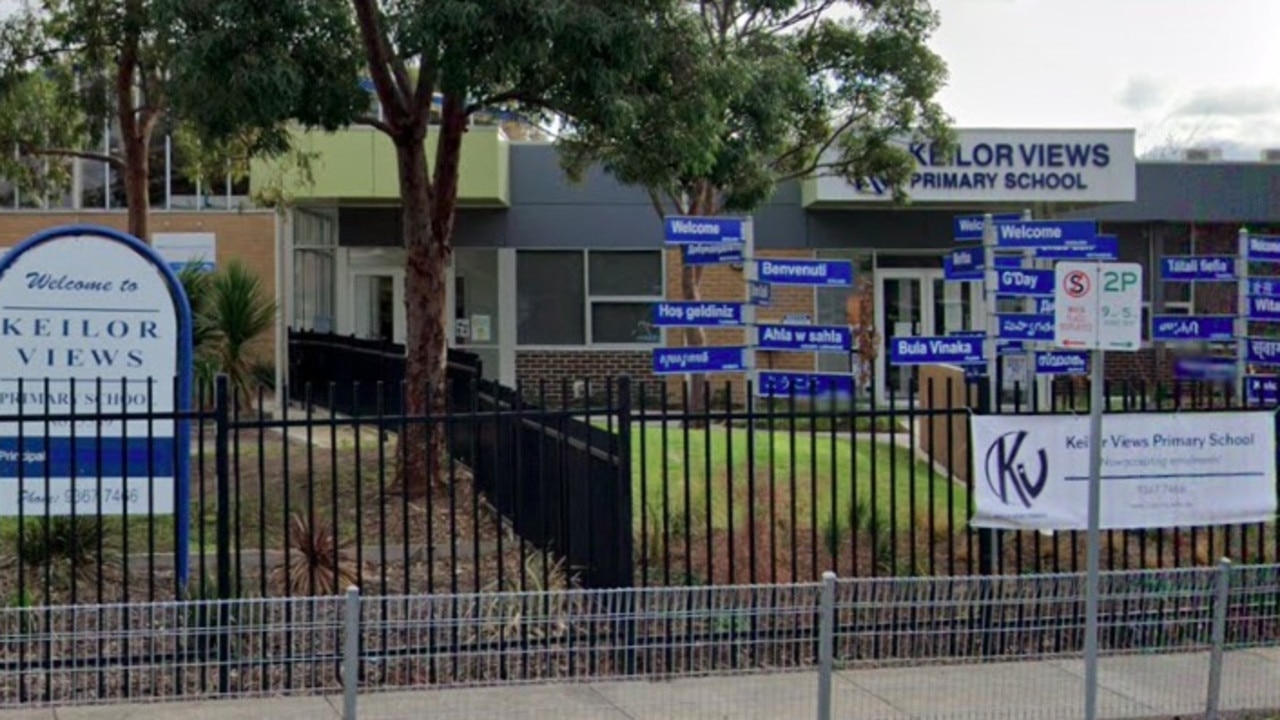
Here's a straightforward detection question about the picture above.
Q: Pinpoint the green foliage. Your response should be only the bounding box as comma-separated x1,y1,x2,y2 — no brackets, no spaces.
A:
176,261,276,411
558,0,955,213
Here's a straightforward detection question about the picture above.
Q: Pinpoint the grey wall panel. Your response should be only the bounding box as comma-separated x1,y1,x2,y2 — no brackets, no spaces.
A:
1060,163,1280,222
806,210,957,250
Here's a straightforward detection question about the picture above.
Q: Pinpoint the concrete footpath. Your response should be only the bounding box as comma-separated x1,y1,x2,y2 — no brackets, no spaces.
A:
4,648,1279,720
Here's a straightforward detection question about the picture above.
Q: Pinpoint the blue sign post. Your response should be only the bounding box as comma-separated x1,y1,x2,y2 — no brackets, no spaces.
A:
663,216,748,244
953,212,1023,241
995,268,1055,296
1173,356,1239,381
995,220,1098,248
682,244,744,265
1246,375,1279,405
1248,296,1280,322
1033,235,1119,261
1035,351,1089,375
1160,256,1236,282
756,259,854,286
1151,315,1236,342
996,313,1055,341
756,324,852,352
652,347,747,374
652,301,744,327
755,371,856,398
888,335,985,365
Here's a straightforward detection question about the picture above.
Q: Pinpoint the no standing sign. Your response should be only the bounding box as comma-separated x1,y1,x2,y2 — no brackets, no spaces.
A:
1053,261,1143,351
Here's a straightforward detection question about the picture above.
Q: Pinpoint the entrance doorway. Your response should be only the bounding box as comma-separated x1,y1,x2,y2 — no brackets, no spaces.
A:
876,269,982,402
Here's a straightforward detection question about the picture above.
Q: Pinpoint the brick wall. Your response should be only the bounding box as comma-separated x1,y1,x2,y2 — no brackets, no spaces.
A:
0,210,279,360
515,350,654,406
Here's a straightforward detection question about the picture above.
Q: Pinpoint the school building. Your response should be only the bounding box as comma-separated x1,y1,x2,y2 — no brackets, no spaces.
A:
4,125,1280,403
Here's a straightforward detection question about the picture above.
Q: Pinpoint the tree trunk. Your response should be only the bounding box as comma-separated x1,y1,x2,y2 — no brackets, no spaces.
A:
121,132,151,241
396,135,449,497
679,265,712,414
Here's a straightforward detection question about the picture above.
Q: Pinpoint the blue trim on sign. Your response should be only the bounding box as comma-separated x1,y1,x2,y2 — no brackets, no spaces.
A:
0,437,176,477
0,224,194,592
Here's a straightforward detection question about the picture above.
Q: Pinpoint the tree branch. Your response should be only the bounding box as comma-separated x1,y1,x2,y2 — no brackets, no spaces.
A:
770,109,867,180
351,0,409,126
355,114,395,135
22,146,123,168
411,51,438,118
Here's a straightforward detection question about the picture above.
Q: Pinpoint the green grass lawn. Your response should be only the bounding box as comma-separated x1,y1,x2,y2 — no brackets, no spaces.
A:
628,425,968,538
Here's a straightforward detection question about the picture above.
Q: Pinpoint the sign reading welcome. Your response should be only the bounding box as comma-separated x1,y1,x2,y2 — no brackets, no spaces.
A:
0,225,193,523
812,129,1136,204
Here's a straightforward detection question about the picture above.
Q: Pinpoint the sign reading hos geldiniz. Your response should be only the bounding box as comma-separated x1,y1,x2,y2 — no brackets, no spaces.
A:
0,225,193,523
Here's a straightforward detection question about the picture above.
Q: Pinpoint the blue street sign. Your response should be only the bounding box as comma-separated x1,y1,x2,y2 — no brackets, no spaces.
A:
1036,351,1089,375
663,216,747,245
652,301,743,327
965,365,987,378
1250,279,1280,297
756,371,855,398
1249,296,1280,322
994,297,1056,313
951,330,1024,353
953,213,1024,242
1151,315,1236,342
995,268,1054,296
1160,256,1236,282
996,313,1054,341
652,346,747,374
995,220,1098,248
945,249,1022,281
756,323,852,352
1247,235,1280,262
756,259,854,287
1246,338,1280,365
1246,375,1279,405
1173,356,1238,381
888,335,985,365
682,243,744,265
748,280,771,306
1032,235,1119,261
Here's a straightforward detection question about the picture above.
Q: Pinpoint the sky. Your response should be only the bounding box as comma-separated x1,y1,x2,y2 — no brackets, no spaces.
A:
924,0,1280,159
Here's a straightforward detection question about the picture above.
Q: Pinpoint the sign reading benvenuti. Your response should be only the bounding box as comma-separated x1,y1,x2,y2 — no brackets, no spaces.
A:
812,128,1137,204
0,225,192,518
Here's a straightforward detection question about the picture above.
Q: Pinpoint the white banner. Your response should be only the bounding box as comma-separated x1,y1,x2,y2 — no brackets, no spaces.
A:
971,412,1277,530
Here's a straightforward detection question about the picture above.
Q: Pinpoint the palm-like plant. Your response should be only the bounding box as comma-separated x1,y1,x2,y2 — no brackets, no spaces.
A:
176,260,275,413
207,261,276,413
176,263,221,408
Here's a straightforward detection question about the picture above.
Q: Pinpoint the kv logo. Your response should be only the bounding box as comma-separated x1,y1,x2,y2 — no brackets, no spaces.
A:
1062,269,1091,298
984,430,1049,508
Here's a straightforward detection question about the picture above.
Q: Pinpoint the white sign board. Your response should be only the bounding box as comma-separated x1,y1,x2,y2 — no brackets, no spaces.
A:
971,412,1277,530
153,232,217,273
1053,261,1143,351
812,128,1137,204
0,227,192,517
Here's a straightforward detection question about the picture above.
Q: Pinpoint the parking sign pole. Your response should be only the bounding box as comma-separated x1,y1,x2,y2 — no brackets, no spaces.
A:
982,213,998,413
1084,342,1104,720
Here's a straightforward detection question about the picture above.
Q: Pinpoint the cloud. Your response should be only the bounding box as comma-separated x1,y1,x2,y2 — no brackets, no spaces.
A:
1118,76,1168,112
1175,86,1280,117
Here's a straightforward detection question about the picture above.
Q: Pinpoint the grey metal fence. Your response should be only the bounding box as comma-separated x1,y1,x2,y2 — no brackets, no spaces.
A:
2,562,1278,719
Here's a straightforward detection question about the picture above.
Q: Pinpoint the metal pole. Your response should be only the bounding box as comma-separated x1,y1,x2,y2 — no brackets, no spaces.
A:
1084,346,1105,720
343,585,361,720
983,213,998,413
1205,558,1233,720
816,571,836,720
744,218,757,385
1021,208,1037,406
1237,227,1250,399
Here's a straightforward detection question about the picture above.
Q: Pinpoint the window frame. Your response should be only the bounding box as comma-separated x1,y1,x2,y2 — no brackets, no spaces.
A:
515,248,667,349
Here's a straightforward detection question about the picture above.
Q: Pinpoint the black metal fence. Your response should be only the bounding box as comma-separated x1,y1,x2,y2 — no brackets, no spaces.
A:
0,362,1277,609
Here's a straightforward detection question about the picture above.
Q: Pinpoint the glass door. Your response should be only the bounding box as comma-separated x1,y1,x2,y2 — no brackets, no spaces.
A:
878,271,928,401
877,269,980,403
351,272,401,343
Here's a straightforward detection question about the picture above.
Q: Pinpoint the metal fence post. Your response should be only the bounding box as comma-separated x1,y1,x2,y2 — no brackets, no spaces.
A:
1205,558,1233,720
213,374,232,695
817,571,836,720
343,585,361,720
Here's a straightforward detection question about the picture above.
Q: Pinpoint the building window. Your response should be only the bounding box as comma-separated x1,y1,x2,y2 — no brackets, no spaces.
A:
587,250,663,344
292,209,337,333
517,251,585,345
517,249,664,346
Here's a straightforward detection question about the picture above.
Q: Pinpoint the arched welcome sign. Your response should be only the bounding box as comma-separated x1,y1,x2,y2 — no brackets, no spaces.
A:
0,224,193,586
